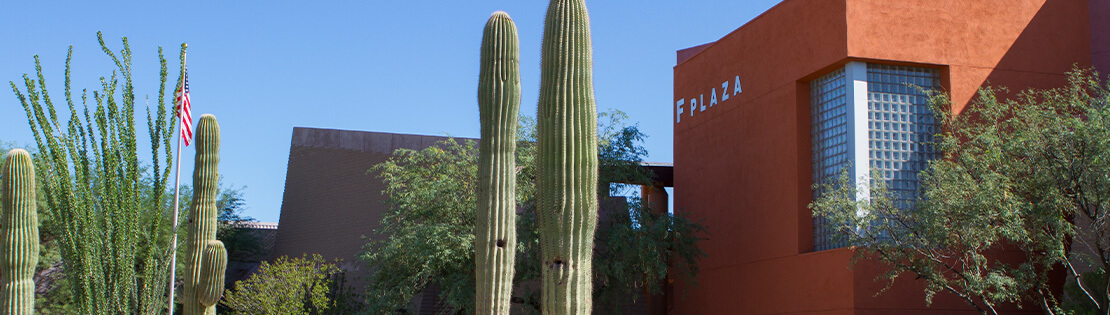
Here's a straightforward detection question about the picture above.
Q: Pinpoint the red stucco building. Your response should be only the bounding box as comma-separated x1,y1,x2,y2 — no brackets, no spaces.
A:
672,0,1105,313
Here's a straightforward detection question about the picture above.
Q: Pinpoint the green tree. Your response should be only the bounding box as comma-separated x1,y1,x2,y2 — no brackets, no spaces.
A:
213,186,268,262
9,33,180,314
362,110,707,314
220,254,360,315
0,141,15,155
810,69,1110,315
364,137,479,313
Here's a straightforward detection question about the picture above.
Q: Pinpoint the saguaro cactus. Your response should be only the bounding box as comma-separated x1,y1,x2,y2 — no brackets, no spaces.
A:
476,11,521,315
536,0,599,313
1,149,39,315
183,114,226,315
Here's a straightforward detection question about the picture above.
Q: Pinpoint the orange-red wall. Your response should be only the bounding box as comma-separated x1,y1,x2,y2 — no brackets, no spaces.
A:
672,0,1090,313
1093,0,1110,79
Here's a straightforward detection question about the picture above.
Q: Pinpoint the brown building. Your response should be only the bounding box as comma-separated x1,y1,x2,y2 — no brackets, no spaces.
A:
272,127,668,313
272,127,480,313
672,0,1105,314
272,127,463,289
224,221,279,286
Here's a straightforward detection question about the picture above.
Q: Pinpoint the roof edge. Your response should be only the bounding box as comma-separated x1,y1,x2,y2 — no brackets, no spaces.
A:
674,0,796,66
290,127,474,154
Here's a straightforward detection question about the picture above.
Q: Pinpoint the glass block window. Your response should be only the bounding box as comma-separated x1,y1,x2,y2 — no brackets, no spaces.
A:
811,63,942,252
866,64,940,209
811,68,848,251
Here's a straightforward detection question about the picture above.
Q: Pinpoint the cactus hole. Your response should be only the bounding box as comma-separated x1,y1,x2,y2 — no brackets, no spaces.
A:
496,239,506,248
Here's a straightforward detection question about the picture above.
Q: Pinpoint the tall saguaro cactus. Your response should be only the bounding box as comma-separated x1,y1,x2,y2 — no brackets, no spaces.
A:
476,11,521,315
1,149,39,315
536,0,599,313
183,114,226,315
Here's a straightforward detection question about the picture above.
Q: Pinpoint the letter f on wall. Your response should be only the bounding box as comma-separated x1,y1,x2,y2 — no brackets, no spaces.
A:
676,99,685,123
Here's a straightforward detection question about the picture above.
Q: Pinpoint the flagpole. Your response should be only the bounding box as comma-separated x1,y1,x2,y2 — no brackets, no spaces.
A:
168,44,187,315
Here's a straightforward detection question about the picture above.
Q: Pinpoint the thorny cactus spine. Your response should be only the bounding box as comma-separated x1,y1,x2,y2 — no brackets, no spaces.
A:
183,114,225,315
1,149,39,315
197,240,227,307
536,0,599,313
476,11,521,315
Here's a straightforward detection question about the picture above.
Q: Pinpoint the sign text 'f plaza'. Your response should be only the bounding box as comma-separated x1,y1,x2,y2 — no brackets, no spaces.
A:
675,76,742,123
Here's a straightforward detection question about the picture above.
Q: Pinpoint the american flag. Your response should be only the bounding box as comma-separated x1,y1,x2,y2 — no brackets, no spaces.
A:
175,66,193,146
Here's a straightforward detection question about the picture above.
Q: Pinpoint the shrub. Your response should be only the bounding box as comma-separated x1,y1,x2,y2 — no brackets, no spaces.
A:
221,254,360,314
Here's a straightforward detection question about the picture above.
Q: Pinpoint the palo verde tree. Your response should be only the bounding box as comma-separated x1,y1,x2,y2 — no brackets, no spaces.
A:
811,68,1110,315
363,111,707,314
9,33,180,314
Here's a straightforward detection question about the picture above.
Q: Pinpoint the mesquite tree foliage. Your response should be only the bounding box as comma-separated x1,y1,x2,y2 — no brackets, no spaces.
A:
9,33,179,314
364,112,706,314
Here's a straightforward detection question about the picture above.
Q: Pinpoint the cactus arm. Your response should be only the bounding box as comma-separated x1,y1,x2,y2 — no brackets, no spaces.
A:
476,11,522,315
197,240,227,307
183,114,223,315
536,0,599,314
1,149,40,315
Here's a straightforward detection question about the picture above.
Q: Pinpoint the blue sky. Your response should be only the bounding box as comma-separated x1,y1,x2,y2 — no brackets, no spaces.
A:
1,1,782,222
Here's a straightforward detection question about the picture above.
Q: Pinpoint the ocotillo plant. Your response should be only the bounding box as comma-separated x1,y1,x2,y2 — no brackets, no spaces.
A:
183,114,226,315
476,11,521,315
536,0,599,313
11,34,178,314
1,149,39,314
